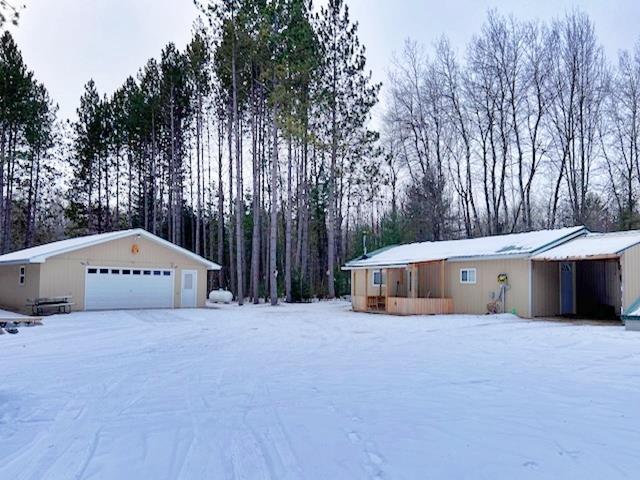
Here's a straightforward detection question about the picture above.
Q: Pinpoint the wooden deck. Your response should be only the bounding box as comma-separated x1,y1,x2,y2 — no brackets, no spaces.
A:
387,297,454,315
0,309,42,324
352,295,454,315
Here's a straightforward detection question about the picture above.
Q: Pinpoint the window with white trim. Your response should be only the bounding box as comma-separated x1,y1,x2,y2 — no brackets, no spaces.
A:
19,266,26,285
372,271,386,286
460,268,477,284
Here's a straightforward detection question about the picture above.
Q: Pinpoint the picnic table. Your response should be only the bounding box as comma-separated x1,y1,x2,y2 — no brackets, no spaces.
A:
26,296,74,316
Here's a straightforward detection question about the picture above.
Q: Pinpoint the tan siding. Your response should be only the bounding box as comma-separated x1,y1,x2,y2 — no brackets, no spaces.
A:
352,270,367,296
366,268,387,297
417,262,444,298
352,295,367,312
386,268,407,297
446,259,530,317
350,269,387,311
0,264,40,312
531,261,560,317
39,235,208,310
622,243,640,312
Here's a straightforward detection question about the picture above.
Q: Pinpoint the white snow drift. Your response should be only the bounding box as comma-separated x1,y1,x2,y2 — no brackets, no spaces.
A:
1,302,639,479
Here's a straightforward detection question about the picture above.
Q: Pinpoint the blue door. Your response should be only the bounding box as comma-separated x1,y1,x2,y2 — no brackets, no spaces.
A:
560,262,574,315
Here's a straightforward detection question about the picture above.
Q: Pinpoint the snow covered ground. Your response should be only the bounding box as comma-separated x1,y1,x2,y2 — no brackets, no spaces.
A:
0,308,29,319
1,301,639,479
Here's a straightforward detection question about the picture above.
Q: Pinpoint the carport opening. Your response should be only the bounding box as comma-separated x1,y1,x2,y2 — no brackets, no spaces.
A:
561,259,621,320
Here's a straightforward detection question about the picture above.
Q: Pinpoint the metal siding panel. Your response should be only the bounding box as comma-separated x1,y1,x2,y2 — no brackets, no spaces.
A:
446,259,530,317
0,264,40,312
531,261,560,317
622,244,640,312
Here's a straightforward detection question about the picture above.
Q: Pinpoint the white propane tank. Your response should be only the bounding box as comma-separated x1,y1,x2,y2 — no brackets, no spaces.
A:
209,289,233,304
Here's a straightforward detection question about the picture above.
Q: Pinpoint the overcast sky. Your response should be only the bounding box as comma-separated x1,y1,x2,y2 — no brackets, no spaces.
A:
7,0,640,120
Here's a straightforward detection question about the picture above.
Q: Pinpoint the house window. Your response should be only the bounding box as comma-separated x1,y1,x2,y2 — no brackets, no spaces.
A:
19,266,26,285
99,268,109,274
460,268,477,284
372,271,386,286
88,268,98,274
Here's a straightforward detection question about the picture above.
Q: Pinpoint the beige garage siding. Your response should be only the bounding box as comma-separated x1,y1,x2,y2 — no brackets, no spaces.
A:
621,243,640,312
38,235,208,310
445,259,530,317
531,261,560,317
0,264,40,312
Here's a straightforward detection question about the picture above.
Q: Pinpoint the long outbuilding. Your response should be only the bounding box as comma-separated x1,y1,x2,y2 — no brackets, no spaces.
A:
0,229,220,312
343,226,640,322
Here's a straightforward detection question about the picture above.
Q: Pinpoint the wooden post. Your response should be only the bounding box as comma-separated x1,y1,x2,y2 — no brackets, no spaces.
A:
364,268,368,310
407,264,416,299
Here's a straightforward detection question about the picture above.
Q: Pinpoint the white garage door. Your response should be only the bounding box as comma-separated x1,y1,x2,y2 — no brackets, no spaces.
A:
85,267,174,310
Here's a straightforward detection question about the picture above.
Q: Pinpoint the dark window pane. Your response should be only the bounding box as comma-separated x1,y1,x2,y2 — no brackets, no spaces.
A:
88,268,97,274
122,269,131,275
111,269,120,274
133,270,141,275
153,270,161,276
143,270,151,275
163,271,171,276
99,268,109,274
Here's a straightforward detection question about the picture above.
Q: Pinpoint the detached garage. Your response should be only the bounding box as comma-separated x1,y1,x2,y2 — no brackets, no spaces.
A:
0,229,220,313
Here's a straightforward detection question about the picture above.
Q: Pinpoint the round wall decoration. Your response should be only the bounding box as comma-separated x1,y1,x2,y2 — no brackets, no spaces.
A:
131,244,140,254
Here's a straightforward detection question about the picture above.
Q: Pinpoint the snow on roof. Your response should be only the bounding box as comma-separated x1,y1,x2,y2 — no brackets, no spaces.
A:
344,226,586,269
0,229,221,270
626,304,640,317
533,230,640,261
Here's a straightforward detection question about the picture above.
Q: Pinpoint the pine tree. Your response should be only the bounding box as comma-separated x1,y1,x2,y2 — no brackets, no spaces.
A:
316,0,379,297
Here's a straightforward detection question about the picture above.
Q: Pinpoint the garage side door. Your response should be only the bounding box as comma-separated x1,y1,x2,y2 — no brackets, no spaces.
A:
85,267,174,310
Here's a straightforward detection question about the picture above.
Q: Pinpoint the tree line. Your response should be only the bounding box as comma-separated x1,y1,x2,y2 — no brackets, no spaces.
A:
382,10,640,248
2,5,640,303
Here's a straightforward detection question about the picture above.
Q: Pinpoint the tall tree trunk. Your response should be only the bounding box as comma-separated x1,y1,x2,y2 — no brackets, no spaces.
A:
233,50,244,306
196,97,202,255
269,104,279,305
285,136,293,302
227,101,236,296
250,91,261,304
217,116,225,289
327,104,337,298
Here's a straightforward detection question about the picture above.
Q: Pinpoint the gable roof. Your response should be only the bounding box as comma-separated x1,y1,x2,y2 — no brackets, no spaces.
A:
0,229,221,270
344,226,586,269
532,230,640,261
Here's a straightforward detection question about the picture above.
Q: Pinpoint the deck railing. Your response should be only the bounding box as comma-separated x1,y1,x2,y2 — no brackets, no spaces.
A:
352,295,454,315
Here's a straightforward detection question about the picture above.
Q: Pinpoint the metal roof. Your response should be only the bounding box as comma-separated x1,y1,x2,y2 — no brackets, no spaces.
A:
532,230,640,261
344,226,587,269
